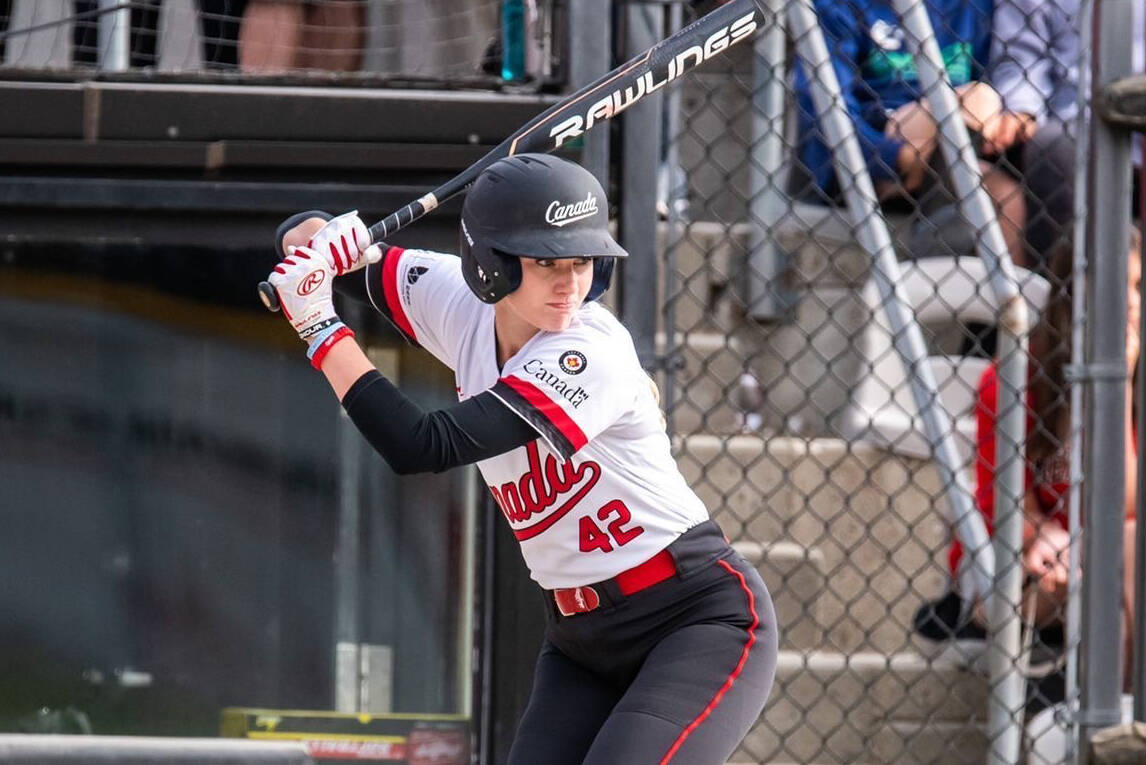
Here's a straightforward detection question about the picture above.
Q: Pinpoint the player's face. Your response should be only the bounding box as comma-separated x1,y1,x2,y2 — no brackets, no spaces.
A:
506,257,595,331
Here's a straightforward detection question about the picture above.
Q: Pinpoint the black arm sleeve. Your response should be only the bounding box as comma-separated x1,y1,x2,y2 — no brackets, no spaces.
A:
341,370,539,474
274,209,378,307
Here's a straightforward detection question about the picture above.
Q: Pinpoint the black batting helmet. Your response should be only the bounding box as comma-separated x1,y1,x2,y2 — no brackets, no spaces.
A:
460,153,628,304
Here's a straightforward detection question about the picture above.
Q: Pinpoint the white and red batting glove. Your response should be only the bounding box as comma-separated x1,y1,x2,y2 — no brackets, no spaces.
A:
267,244,355,370
304,210,382,276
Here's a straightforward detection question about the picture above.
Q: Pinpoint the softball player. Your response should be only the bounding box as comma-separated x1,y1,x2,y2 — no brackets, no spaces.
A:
266,154,777,764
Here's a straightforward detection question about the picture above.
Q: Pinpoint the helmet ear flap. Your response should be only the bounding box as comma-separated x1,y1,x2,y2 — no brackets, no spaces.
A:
460,234,522,304
586,258,615,303
491,249,522,298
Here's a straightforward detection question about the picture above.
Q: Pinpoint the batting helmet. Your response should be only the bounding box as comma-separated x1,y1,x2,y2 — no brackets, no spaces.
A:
460,153,628,304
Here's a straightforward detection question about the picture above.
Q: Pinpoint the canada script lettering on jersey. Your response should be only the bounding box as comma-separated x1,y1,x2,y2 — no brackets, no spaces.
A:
489,440,601,541
523,359,590,408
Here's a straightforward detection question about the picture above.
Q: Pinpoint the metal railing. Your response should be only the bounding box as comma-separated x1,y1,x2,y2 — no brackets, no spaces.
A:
0,0,562,88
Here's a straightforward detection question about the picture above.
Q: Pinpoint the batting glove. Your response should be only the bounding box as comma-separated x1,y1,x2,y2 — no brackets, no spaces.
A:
306,210,383,276
267,244,355,370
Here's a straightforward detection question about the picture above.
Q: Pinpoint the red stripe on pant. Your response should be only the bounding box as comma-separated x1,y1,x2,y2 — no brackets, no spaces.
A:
657,559,760,764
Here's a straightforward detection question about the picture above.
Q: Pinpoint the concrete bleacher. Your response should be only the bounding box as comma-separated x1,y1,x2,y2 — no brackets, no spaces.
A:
665,226,997,762
665,48,1011,755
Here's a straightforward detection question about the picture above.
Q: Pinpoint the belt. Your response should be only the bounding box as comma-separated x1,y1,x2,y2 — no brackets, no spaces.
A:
552,549,677,617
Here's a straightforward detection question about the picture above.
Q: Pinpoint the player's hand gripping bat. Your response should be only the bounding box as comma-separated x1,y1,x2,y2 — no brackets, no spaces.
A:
259,0,766,311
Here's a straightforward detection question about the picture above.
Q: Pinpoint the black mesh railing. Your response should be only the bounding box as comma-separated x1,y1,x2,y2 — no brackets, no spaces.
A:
653,0,1093,761
0,0,565,88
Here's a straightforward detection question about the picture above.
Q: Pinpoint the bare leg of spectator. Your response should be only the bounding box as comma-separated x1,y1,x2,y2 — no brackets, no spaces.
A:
239,0,303,72
981,164,1027,267
297,0,364,72
884,82,1003,166
882,83,1027,265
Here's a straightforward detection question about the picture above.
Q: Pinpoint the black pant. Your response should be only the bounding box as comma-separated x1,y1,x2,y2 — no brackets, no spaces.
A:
506,522,778,765
1021,120,1076,272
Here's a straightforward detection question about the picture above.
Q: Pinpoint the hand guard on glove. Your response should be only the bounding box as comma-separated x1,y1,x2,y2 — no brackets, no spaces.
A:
303,210,382,276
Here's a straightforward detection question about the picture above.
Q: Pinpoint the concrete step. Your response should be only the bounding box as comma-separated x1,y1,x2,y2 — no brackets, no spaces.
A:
734,650,988,765
659,220,751,334
677,64,755,225
657,217,1033,444
728,762,873,765
869,720,988,765
659,330,749,436
733,540,825,652
676,435,956,654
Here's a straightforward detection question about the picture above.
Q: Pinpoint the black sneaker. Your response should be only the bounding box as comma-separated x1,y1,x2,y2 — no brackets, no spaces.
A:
913,591,987,642
1025,666,1065,717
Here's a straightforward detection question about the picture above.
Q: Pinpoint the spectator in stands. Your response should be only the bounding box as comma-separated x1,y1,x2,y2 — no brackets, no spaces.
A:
239,0,364,73
922,229,1140,700
986,0,1078,272
989,0,1146,272
71,0,245,70
794,0,1029,265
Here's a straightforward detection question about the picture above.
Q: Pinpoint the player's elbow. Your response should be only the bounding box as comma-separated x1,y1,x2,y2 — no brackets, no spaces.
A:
383,453,426,476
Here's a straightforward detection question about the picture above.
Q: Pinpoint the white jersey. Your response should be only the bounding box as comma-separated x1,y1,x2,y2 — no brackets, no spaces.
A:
367,246,710,589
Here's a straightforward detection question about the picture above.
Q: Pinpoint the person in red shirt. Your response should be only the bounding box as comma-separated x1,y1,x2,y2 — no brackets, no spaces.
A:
936,230,1140,682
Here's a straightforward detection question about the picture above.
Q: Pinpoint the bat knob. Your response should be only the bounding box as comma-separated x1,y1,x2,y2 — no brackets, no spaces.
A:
258,281,281,312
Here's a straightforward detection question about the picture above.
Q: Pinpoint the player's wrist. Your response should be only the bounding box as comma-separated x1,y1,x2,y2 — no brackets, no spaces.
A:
306,320,355,370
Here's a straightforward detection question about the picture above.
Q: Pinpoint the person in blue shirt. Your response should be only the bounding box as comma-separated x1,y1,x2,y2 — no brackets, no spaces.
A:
986,0,1078,271
795,0,1029,265
988,0,1144,273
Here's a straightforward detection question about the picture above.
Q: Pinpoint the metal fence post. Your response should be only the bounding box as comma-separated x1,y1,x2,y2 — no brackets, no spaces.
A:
746,0,791,320
786,0,995,600
335,305,365,713
567,0,612,187
1094,17,1146,730
1080,0,1136,744
619,2,663,369
1064,5,1096,760
887,1,1030,760
97,0,129,71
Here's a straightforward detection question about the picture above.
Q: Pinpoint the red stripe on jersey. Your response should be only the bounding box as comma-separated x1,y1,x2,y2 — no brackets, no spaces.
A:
501,375,588,452
658,559,760,764
381,247,417,341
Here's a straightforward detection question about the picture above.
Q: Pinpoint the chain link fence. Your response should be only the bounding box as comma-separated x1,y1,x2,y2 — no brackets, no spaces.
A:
653,0,1099,761
0,0,564,86
1,0,1128,760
